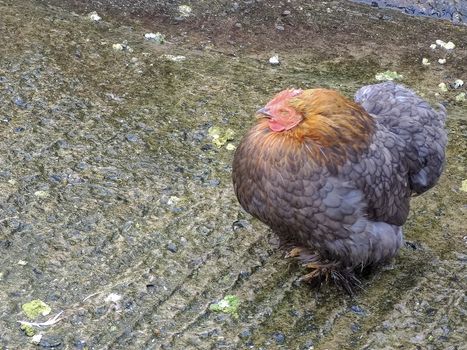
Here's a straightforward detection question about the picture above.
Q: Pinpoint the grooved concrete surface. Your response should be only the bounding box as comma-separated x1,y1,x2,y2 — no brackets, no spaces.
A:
0,1,466,349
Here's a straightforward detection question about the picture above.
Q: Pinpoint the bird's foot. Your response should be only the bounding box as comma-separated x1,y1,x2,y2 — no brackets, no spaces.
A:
286,246,362,295
300,261,336,283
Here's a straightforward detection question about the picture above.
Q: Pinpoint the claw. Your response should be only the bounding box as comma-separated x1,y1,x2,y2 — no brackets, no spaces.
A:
299,269,320,282
285,247,305,258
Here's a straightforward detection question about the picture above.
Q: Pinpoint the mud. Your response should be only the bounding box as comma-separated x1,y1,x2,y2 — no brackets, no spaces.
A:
0,0,466,349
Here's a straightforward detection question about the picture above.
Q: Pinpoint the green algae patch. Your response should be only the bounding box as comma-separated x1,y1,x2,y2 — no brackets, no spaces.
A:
20,324,36,337
209,295,240,317
455,92,466,102
461,179,467,192
375,70,403,81
21,300,51,320
208,126,235,148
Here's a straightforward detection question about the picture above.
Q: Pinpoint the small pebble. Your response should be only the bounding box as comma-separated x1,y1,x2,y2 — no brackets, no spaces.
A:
232,219,251,231
272,332,285,344
167,242,178,253
13,96,27,108
421,58,430,66
126,134,139,142
207,179,220,187
275,24,285,31
39,335,62,348
438,58,446,64
350,323,361,333
350,305,365,315
239,328,252,339
201,144,212,151
73,340,88,350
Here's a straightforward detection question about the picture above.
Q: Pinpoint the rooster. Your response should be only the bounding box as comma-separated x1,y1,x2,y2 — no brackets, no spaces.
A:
232,82,447,292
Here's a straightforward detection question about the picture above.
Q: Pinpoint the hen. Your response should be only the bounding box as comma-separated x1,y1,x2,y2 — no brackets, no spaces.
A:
232,82,447,292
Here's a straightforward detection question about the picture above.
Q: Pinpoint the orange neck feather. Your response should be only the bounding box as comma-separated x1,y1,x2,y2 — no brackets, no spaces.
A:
253,89,375,171
288,89,375,146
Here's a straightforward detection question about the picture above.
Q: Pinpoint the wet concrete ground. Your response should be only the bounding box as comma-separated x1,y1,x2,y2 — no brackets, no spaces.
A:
352,0,466,24
0,0,466,349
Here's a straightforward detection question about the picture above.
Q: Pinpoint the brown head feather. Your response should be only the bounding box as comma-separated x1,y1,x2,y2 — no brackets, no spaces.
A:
254,88,375,172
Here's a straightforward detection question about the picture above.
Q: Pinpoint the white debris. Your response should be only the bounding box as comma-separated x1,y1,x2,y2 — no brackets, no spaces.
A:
144,32,165,44
31,334,43,344
104,293,122,303
34,190,49,198
161,54,186,62
167,196,180,206
18,311,64,327
112,43,133,52
112,43,124,51
226,143,236,151
88,11,101,22
435,40,455,50
178,5,192,17
438,82,448,92
430,44,437,50
438,58,446,64
444,41,455,50
269,55,280,65
453,79,464,89
422,58,430,66
17,260,28,266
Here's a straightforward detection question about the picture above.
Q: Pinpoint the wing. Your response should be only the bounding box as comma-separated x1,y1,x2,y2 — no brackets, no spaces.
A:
342,126,411,226
355,82,447,194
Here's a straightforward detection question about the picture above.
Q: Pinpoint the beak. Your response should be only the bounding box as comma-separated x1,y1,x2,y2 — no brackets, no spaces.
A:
257,107,272,118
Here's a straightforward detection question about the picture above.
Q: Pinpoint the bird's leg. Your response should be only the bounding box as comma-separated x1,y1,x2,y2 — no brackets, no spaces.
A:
284,246,307,258
285,246,361,295
285,246,330,279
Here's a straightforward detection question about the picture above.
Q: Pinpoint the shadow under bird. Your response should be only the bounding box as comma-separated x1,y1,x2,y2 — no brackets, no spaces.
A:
232,82,447,293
